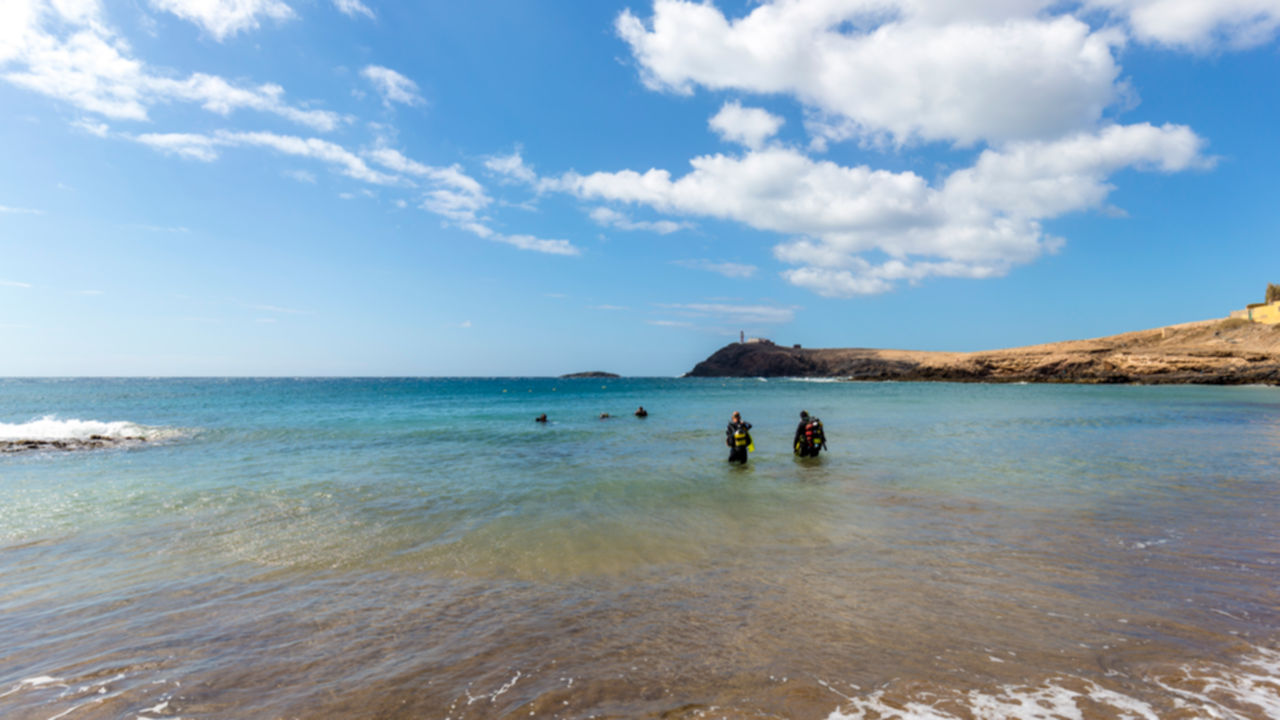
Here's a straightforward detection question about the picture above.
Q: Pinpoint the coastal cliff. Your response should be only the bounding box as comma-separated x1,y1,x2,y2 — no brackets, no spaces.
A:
687,319,1280,384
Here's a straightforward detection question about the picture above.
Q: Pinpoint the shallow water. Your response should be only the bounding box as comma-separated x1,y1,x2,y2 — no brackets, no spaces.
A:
0,378,1277,718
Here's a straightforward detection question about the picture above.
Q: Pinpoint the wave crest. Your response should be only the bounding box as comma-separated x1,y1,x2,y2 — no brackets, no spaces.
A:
0,416,184,443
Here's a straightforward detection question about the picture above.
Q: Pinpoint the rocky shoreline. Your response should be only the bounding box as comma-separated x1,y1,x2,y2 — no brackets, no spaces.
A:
1,435,148,454
687,319,1280,385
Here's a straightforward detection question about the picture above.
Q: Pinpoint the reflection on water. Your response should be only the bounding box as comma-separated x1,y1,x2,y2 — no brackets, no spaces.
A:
0,379,1278,718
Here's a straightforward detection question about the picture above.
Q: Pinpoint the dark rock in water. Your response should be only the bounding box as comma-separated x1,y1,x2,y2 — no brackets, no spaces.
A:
1,436,148,453
559,371,621,378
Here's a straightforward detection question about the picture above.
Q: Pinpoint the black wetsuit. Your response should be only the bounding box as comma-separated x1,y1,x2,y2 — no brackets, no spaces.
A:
794,418,825,457
726,420,752,463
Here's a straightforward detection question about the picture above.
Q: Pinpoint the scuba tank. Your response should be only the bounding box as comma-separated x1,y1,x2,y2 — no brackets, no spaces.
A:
805,418,824,451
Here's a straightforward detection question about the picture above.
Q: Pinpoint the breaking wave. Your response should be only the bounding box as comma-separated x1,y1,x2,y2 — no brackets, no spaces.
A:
0,416,186,447
826,646,1280,720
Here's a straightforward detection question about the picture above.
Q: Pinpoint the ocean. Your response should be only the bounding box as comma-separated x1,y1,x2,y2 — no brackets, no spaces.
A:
1,377,1277,719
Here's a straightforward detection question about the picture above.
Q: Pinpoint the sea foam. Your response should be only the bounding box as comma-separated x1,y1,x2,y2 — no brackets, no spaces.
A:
0,416,182,442
825,647,1280,720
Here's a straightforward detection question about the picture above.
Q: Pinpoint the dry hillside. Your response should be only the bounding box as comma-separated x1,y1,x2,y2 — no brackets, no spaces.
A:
687,319,1280,384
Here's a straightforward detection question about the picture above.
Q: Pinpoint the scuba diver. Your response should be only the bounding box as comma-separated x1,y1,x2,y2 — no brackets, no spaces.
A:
793,410,827,458
726,411,753,464
634,406,648,418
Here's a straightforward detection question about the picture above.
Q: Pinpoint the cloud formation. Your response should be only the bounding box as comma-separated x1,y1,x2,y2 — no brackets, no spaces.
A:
589,207,689,234
673,259,757,279
133,129,581,256
657,302,797,325
136,130,399,184
547,122,1206,296
362,65,424,108
1088,0,1280,49
2,1,341,130
333,0,374,20
149,0,294,40
618,1,1124,147
708,101,783,149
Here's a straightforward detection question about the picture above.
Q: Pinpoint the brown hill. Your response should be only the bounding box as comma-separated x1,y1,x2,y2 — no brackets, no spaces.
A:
687,319,1280,384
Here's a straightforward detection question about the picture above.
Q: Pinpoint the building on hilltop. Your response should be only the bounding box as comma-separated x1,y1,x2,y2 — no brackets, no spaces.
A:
1230,284,1280,324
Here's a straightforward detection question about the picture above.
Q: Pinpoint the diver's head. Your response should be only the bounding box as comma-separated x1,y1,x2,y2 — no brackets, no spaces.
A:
800,410,809,419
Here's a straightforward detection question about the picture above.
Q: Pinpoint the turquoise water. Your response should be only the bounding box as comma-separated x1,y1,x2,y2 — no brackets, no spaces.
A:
1,378,1278,718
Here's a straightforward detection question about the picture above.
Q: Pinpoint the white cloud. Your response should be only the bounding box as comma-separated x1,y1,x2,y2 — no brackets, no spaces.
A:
551,122,1205,296
72,118,109,136
492,233,580,256
283,168,316,183
617,1,1124,147
333,0,374,20
589,206,689,234
131,130,579,257
1,279,33,287
591,304,629,311
152,74,343,131
0,1,42,65
3,3,341,130
135,130,401,184
365,145,579,256
708,101,783,149
135,132,221,161
149,0,294,40
673,259,757,279
361,65,424,107
1089,0,1280,49
485,150,539,185
657,302,796,325
365,148,490,222
420,175,490,222
0,205,44,215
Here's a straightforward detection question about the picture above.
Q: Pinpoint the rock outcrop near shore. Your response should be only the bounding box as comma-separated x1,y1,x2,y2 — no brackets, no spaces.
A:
1,435,148,453
688,319,1280,384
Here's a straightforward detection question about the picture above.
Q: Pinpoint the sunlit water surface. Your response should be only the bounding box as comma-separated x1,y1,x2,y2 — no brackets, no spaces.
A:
1,378,1278,719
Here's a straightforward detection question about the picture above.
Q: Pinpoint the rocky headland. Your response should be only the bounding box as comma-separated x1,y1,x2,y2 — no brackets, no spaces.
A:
687,319,1280,384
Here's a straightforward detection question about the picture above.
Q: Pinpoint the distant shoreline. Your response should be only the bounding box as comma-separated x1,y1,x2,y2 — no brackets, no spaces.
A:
687,319,1280,385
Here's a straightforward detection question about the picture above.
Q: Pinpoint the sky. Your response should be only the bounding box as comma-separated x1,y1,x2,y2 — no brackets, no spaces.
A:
1,0,1278,376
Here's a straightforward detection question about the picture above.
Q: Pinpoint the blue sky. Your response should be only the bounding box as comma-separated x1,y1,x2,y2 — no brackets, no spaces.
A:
1,0,1278,376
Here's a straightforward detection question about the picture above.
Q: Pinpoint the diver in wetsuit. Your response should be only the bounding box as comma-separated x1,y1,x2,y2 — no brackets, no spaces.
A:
726,411,752,464
793,410,826,457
